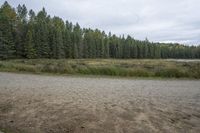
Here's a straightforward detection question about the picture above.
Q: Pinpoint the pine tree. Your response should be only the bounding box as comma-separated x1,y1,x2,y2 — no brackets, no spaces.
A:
103,34,110,58
73,23,82,58
0,2,199,60
24,29,35,58
50,17,65,59
35,8,50,58
64,22,72,58
15,4,28,58
0,1,16,59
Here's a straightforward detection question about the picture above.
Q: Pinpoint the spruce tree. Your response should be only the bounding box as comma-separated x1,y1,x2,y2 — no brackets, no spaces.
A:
24,29,35,58
0,1,199,60
0,1,16,59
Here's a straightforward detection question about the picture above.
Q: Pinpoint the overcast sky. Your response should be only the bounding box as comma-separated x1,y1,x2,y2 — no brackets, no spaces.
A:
1,0,200,45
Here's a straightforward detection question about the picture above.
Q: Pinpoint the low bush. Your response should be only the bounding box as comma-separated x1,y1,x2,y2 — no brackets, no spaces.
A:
0,59,199,78
155,68,187,78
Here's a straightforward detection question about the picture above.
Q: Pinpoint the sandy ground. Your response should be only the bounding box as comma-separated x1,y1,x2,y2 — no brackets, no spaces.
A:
0,72,200,133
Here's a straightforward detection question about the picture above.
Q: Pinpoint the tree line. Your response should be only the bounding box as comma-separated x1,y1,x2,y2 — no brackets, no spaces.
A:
0,1,200,59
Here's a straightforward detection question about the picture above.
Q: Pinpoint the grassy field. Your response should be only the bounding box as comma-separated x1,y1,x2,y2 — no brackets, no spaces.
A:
0,59,200,78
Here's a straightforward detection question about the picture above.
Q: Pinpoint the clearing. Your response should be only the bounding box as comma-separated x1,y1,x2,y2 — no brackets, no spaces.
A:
0,72,200,133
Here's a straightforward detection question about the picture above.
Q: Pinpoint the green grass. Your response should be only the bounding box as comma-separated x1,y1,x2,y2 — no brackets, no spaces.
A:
0,59,200,79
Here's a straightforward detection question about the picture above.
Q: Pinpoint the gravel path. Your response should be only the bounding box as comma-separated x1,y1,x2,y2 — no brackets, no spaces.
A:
0,72,200,133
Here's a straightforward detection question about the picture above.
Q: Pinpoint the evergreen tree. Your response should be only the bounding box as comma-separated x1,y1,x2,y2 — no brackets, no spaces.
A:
73,23,82,58
0,1,199,60
0,1,16,59
15,4,28,57
35,8,50,58
50,17,65,58
64,21,73,58
24,29,35,58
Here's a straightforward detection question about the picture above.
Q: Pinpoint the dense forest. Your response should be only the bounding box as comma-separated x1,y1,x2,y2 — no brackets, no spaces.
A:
0,1,200,59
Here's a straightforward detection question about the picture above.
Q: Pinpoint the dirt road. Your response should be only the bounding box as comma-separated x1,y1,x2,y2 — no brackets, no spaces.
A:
0,72,200,133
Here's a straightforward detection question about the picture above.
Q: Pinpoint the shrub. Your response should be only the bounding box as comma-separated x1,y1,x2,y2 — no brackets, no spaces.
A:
155,68,186,78
0,59,199,79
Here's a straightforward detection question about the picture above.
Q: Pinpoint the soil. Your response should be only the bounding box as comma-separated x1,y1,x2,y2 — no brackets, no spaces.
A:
0,72,200,133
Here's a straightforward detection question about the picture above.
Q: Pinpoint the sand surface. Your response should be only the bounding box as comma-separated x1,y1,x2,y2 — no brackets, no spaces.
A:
0,72,200,133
